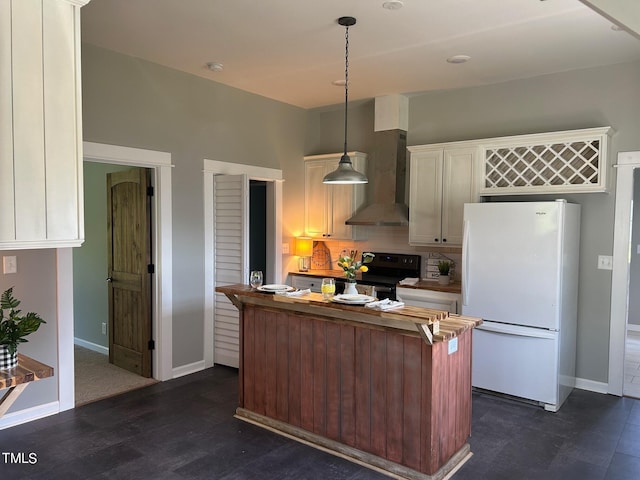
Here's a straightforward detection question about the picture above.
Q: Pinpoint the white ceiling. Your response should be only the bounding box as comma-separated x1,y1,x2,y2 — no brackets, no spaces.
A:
80,0,640,109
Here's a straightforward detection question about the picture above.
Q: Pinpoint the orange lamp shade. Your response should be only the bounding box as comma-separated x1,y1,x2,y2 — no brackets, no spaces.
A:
294,237,313,257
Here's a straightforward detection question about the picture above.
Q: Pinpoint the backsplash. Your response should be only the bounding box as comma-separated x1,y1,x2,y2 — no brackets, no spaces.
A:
305,237,461,282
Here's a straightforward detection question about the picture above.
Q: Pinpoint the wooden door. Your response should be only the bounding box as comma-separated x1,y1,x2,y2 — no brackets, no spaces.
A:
107,168,152,377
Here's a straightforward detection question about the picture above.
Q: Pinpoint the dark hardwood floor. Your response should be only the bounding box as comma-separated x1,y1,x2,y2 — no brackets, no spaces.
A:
1,366,639,479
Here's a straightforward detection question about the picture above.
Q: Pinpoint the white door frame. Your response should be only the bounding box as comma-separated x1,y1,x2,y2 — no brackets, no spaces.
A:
608,150,640,395
59,141,174,409
203,159,283,368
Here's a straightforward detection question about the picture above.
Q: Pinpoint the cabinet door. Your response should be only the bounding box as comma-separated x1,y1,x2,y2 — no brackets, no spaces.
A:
304,160,329,238
0,0,83,248
441,147,477,245
330,182,354,239
409,150,443,245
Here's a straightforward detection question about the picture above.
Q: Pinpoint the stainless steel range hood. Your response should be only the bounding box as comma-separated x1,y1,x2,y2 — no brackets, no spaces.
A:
346,95,409,226
345,129,408,226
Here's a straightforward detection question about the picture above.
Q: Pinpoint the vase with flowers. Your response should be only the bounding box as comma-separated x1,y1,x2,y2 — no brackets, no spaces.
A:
337,250,374,294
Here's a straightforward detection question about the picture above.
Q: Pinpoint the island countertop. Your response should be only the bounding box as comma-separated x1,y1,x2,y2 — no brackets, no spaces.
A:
217,284,480,345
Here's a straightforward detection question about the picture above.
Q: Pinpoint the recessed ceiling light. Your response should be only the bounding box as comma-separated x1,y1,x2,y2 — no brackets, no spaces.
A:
382,1,404,10
332,79,346,86
205,62,224,72
611,24,625,32
446,55,471,64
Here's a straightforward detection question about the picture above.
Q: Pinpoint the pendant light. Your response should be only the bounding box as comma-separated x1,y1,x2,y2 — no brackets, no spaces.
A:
323,17,368,185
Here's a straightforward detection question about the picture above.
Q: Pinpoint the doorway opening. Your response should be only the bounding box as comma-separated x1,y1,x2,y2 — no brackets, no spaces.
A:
624,168,640,399
203,159,283,370
64,142,173,408
73,164,157,405
610,151,640,397
250,180,268,278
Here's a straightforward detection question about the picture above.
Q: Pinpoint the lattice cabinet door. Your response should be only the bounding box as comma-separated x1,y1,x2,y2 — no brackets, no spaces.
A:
479,127,613,195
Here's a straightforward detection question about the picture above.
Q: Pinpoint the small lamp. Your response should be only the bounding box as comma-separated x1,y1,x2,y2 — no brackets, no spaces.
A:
294,237,313,272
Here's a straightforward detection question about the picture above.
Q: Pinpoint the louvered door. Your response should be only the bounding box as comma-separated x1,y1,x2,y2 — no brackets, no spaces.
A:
213,174,249,367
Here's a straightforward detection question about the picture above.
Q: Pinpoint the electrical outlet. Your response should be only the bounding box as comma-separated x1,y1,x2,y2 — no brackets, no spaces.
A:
282,242,290,254
102,323,107,335
597,255,613,270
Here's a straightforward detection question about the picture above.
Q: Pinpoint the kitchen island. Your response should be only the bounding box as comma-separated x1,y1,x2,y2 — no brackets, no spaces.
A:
216,284,481,480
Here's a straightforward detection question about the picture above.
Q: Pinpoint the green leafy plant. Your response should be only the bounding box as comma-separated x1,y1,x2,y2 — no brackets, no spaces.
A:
437,260,451,276
0,287,46,356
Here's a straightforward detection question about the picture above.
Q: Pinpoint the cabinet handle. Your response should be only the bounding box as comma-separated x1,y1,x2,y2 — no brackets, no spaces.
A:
434,238,440,242
442,238,447,243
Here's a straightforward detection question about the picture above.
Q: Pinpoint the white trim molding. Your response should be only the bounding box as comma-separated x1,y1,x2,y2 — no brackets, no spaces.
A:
608,151,640,396
0,402,60,431
203,159,283,369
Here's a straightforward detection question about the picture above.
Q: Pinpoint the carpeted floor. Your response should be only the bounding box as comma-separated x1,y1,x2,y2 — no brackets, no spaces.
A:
74,345,157,406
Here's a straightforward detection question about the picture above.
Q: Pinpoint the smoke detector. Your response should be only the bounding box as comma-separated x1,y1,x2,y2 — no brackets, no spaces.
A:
382,1,404,10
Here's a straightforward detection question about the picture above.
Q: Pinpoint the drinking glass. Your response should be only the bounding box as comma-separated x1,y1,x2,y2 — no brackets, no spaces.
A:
249,271,263,289
321,278,335,300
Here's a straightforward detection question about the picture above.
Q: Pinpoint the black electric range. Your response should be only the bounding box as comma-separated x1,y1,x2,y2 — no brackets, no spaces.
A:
336,252,421,300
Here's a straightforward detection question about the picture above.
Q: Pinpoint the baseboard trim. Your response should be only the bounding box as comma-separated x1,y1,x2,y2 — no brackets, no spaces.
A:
74,337,108,355
575,377,609,394
0,401,59,431
172,360,205,379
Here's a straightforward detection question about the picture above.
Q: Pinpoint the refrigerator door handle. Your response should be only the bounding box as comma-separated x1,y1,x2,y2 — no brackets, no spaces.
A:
478,322,557,340
462,220,469,306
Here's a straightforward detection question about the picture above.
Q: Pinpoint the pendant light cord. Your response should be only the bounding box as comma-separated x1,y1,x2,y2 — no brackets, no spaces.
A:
343,23,349,157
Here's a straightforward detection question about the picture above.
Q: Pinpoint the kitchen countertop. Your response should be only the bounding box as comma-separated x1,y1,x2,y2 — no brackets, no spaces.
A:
289,270,462,294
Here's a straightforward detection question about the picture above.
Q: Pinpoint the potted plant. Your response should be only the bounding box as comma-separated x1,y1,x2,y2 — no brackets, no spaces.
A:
437,260,451,285
0,287,46,370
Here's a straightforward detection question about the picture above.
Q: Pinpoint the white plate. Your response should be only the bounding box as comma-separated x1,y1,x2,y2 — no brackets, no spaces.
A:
257,284,295,293
332,294,377,305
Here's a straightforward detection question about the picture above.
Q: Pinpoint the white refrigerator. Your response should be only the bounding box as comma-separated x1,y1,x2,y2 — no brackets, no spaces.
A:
461,200,580,412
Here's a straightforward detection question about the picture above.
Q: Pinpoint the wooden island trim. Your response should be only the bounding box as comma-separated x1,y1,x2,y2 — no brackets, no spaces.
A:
217,284,482,480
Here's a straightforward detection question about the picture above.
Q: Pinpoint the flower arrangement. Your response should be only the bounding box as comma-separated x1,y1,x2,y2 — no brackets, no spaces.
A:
337,250,374,283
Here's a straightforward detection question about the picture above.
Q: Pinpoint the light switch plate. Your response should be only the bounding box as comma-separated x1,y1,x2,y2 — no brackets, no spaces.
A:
282,242,290,254
597,255,613,270
2,255,17,274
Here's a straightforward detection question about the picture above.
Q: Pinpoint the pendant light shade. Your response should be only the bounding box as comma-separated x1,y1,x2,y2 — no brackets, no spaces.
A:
323,17,368,185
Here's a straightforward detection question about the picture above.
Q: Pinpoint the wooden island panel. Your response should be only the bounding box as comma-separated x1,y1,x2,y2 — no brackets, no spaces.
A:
239,303,472,477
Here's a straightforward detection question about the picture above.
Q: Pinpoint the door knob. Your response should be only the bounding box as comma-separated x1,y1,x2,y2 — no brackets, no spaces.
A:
106,276,113,282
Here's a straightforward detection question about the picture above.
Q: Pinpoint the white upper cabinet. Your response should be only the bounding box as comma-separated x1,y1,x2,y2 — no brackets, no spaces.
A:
0,0,88,249
408,145,478,246
304,152,367,240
